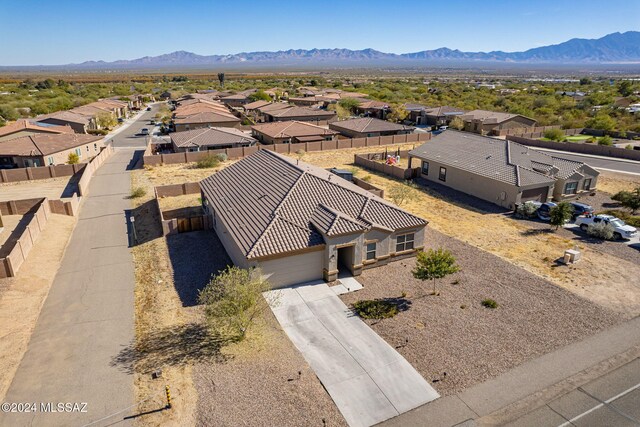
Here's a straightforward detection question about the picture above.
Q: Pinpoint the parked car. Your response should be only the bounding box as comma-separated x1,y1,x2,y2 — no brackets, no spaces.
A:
535,202,557,221
150,120,156,125
146,107,152,111
575,214,638,240
117,117,124,123
140,128,150,135
569,202,594,219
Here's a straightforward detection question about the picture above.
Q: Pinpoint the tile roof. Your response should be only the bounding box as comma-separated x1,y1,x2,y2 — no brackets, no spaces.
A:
0,119,73,138
200,150,427,259
423,106,466,117
170,127,257,148
409,131,583,186
329,117,414,134
37,110,92,125
0,133,102,156
173,111,241,125
265,106,336,119
357,100,389,110
251,121,338,139
244,100,272,110
257,102,292,113
461,109,535,124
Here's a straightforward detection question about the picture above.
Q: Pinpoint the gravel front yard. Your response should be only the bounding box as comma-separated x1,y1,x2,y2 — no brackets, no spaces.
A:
339,228,624,397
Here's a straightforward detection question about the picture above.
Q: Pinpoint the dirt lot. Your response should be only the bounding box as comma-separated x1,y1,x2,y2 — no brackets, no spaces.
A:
300,150,640,317
142,163,229,188
0,214,76,401
0,175,79,202
340,228,624,397
129,164,346,427
596,171,640,195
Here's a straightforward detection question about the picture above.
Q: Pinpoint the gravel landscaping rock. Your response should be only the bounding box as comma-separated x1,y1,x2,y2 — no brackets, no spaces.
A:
340,228,624,397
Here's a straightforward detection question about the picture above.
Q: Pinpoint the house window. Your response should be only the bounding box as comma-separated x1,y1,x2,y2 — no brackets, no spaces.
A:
94,143,98,151
439,167,447,182
583,178,592,190
565,182,578,195
396,233,415,252
365,243,376,261
86,145,90,152
421,161,429,176
48,156,54,165
75,148,82,158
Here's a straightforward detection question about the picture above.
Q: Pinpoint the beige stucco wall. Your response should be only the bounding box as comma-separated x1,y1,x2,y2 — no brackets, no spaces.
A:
553,167,599,200
210,209,250,269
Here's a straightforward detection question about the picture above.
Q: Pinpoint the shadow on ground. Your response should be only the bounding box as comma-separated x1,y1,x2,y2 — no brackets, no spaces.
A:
126,149,146,171
414,177,509,215
127,200,163,246
166,230,232,307
0,214,33,258
111,323,233,375
61,170,82,197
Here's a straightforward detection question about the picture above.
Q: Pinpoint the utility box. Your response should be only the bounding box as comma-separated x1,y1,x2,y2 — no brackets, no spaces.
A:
563,249,581,264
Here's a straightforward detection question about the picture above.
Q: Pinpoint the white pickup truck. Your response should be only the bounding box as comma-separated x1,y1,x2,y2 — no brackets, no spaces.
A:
575,214,638,240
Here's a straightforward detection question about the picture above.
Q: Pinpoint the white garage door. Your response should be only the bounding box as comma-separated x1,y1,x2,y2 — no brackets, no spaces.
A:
259,250,324,288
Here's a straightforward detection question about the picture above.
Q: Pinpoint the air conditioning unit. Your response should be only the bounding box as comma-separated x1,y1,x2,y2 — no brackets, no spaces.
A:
563,248,581,264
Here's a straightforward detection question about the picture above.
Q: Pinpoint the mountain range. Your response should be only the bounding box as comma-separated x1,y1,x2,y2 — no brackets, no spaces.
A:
11,31,640,70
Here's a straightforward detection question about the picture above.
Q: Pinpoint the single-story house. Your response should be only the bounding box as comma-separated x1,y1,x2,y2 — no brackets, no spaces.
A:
329,117,415,138
36,111,97,133
0,133,104,168
408,130,599,209
251,121,338,144
200,150,428,287
170,127,257,152
461,110,537,135
262,105,336,123
173,112,241,132
220,90,257,107
405,105,465,127
243,100,272,112
0,119,73,143
355,100,390,119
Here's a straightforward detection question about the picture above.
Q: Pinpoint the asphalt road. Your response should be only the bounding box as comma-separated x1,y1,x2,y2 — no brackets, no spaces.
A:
530,147,640,175
0,111,158,426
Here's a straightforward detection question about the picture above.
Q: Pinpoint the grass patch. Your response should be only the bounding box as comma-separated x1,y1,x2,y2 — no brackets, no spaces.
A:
353,299,399,319
129,187,147,199
481,298,498,309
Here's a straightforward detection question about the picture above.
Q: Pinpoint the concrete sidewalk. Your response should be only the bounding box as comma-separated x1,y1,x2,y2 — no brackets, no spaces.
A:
267,281,439,427
0,149,136,427
380,316,640,427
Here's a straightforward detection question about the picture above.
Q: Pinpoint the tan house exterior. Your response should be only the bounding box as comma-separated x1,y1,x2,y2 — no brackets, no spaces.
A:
461,110,537,135
329,117,414,139
408,131,598,210
251,121,338,144
200,150,427,288
0,119,73,143
0,134,104,168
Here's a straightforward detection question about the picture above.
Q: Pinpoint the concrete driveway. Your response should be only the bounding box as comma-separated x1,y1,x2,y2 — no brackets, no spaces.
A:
267,282,439,427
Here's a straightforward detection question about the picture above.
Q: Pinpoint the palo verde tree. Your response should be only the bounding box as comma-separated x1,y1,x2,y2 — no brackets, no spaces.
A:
412,248,460,295
549,202,574,230
198,266,273,341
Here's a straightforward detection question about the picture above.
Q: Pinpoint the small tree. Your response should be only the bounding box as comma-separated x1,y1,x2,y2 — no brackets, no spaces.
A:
613,188,640,214
544,128,565,142
249,90,271,102
217,72,225,88
67,152,79,164
412,248,460,295
96,112,117,130
515,201,538,218
198,266,272,340
387,104,408,123
388,181,416,207
449,116,464,130
549,202,574,230
586,114,616,131
338,98,360,115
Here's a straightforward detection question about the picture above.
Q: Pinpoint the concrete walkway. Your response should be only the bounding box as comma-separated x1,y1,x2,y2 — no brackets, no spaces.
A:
0,149,136,426
267,281,439,427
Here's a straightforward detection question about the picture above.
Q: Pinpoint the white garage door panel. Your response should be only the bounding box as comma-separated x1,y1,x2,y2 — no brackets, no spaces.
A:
259,250,324,288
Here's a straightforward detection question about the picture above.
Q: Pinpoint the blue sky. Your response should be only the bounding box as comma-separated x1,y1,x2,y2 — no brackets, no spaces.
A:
1,0,639,65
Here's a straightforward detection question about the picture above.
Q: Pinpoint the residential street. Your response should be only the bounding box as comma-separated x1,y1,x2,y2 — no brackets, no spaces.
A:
0,110,154,426
530,148,640,175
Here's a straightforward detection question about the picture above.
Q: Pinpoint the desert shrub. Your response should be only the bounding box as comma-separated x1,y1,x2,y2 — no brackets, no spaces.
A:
544,128,565,142
516,201,538,218
598,135,613,146
587,222,615,240
87,129,109,136
550,202,574,229
626,144,634,150
598,210,640,228
67,152,79,164
481,298,498,309
361,175,372,182
215,152,228,162
129,187,146,198
352,299,399,319
195,154,220,169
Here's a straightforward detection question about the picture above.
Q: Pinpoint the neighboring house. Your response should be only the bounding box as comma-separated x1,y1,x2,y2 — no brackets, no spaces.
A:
254,102,292,122
0,133,104,168
200,150,427,287
406,105,465,127
262,105,336,123
243,100,271,112
461,109,537,134
355,100,389,119
170,127,257,152
288,96,330,107
251,121,338,144
172,99,241,131
408,131,599,209
0,119,73,143
329,117,415,138
220,90,257,107
36,111,96,133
